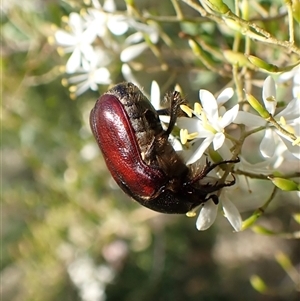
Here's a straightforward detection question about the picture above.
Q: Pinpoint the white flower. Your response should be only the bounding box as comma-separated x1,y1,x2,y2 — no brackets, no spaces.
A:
196,188,242,232
121,64,139,85
66,49,111,97
55,12,97,73
120,22,159,62
84,2,129,39
260,76,300,159
177,88,239,165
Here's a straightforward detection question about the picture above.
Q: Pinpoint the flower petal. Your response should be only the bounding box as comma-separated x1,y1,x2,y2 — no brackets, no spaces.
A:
120,42,148,62
275,132,300,159
293,72,300,98
212,132,225,150
234,111,265,127
66,48,81,73
176,117,204,134
150,80,161,110
94,67,111,84
260,128,276,158
199,89,218,121
186,136,213,165
196,200,218,231
124,32,143,44
103,0,116,12
168,135,183,151
276,97,300,123
220,104,239,128
55,30,76,46
108,16,129,35
217,87,234,106
222,198,242,232
277,67,297,83
262,76,277,114
69,12,83,35
121,64,139,85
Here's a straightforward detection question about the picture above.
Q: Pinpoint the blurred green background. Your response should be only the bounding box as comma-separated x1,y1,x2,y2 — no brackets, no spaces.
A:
2,1,300,301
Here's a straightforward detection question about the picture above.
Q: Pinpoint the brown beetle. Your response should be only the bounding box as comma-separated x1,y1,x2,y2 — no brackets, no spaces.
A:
90,82,236,213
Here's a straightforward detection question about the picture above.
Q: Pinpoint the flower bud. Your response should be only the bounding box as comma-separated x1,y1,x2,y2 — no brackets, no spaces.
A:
241,0,249,20
275,252,292,270
188,39,202,56
247,55,279,72
241,214,258,230
223,19,242,31
124,0,135,6
245,93,270,118
292,213,300,224
250,275,267,293
208,149,223,163
204,0,231,14
292,0,300,23
268,177,299,191
223,50,254,69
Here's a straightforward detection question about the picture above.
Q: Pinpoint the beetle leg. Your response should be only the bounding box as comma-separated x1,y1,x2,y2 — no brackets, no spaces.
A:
164,91,186,136
201,174,236,205
206,194,219,205
189,157,239,184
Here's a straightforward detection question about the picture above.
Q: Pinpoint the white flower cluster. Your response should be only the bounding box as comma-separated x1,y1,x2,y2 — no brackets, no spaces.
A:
52,0,158,98
150,71,299,232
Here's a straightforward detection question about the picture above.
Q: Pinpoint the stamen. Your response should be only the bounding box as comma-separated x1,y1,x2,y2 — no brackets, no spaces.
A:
61,16,69,23
202,111,217,133
61,78,68,87
186,210,197,217
180,105,193,117
194,102,202,115
266,95,276,102
180,129,189,145
187,132,199,140
57,47,65,56
69,85,77,92
180,129,198,145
